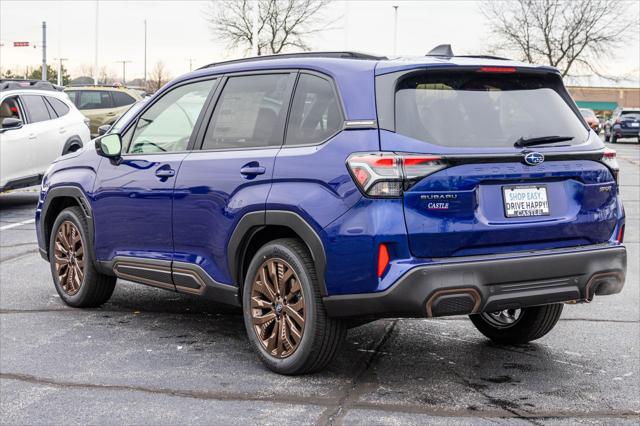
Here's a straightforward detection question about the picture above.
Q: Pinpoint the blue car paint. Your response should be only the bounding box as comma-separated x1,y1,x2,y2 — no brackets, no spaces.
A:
36,54,625,301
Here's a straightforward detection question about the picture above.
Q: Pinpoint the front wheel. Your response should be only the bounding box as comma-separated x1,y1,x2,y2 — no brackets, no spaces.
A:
49,206,116,307
242,238,345,375
469,304,563,344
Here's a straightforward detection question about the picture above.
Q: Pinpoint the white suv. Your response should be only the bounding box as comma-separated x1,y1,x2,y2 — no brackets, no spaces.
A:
0,80,90,192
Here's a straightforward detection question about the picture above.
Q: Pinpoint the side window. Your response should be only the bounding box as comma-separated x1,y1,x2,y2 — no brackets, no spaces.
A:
285,74,342,146
0,96,24,127
202,74,290,150
112,91,136,107
77,91,112,110
128,79,215,154
21,95,52,123
46,97,70,117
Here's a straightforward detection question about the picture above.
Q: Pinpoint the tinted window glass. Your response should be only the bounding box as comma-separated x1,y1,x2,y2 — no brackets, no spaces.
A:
286,74,341,145
76,91,113,110
112,91,136,107
620,111,640,121
21,95,52,123
44,98,58,118
46,97,70,117
128,80,215,154
202,74,290,150
395,71,588,148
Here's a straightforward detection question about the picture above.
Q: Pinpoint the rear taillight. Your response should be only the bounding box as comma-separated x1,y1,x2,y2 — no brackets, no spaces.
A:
601,148,619,185
347,152,447,197
616,224,625,244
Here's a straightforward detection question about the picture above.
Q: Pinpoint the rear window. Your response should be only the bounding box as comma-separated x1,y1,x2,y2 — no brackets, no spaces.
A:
112,91,136,107
620,111,640,120
395,71,588,148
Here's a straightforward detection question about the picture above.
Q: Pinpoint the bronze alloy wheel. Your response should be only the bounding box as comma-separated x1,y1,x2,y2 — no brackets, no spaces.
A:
53,221,85,296
250,258,305,358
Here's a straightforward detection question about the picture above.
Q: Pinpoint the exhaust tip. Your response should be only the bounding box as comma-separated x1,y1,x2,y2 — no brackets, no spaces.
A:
426,288,481,317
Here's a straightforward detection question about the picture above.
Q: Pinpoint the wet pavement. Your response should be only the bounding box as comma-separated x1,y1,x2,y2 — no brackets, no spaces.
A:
1,140,639,425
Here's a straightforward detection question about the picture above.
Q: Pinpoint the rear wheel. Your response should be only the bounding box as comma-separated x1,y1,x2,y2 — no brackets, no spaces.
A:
242,238,345,375
610,134,617,143
469,304,563,344
49,207,116,307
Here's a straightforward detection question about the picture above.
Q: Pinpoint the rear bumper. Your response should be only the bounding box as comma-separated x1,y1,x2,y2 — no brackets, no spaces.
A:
613,127,640,137
323,245,626,319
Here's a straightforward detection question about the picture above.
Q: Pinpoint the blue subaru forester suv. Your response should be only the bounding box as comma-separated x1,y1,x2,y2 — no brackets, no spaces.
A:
36,48,627,375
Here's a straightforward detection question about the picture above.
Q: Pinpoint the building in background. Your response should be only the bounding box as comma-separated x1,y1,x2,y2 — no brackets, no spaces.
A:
568,86,640,118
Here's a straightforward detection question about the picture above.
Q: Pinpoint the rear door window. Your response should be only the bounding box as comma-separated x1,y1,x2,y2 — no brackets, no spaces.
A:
76,91,113,110
285,74,342,146
202,74,291,150
21,95,52,123
394,71,588,148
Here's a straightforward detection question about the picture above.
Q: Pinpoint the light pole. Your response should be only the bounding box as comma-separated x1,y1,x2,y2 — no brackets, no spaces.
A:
54,57,68,86
42,21,47,81
392,5,399,57
117,60,131,85
94,0,99,85
143,19,147,88
187,58,195,72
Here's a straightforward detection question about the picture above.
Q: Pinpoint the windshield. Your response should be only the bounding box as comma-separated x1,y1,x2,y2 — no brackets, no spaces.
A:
395,71,588,148
580,108,596,118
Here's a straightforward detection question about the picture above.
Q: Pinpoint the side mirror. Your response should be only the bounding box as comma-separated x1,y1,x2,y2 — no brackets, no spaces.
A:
1,117,23,131
95,133,122,159
97,124,111,136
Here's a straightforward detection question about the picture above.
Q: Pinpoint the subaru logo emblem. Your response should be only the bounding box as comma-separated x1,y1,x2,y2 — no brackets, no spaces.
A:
524,152,544,166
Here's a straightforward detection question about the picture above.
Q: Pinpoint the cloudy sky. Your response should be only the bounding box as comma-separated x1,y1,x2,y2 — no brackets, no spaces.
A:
1,0,638,86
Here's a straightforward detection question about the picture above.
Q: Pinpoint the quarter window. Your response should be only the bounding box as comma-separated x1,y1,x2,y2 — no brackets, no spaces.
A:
285,74,342,145
128,79,215,154
21,95,52,123
112,91,136,107
46,97,70,117
202,74,290,150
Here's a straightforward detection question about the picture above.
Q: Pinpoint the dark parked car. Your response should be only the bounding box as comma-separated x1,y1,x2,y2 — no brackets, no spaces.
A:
36,48,626,375
605,108,640,143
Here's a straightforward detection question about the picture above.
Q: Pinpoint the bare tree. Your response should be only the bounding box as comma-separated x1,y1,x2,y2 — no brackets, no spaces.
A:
147,61,171,93
481,0,638,78
206,0,332,55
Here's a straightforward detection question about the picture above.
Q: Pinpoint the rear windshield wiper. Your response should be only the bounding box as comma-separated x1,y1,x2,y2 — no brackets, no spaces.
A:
514,135,574,148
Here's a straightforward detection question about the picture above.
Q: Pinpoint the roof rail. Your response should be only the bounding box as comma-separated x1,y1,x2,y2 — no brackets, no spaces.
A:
0,79,64,92
456,54,511,61
199,51,387,69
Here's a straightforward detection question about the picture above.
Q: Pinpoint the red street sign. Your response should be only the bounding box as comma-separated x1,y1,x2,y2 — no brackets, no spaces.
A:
13,42,29,47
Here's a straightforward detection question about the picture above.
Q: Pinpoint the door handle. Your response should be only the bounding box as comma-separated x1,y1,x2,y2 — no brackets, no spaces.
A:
28,133,37,140
155,168,175,178
240,166,266,176
58,127,66,134
106,112,116,116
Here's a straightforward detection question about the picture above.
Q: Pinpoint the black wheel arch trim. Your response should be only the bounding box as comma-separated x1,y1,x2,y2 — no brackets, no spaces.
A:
62,136,84,155
227,210,328,296
39,186,93,262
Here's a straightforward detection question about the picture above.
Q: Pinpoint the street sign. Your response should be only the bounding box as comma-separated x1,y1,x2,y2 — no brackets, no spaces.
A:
13,42,30,47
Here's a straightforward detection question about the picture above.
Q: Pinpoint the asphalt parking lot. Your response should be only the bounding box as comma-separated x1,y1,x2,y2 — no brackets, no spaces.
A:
1,140,638,425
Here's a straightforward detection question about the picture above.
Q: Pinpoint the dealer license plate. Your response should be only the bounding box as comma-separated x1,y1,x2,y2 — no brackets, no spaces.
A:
502,185,550,218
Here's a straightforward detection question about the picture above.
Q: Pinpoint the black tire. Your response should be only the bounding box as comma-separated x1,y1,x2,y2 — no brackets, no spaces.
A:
469,304,563,344
242,238,346,375
49,206,116,307
610,134,617,143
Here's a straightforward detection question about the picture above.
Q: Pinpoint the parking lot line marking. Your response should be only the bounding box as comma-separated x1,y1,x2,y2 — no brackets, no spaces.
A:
0,219,35,231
